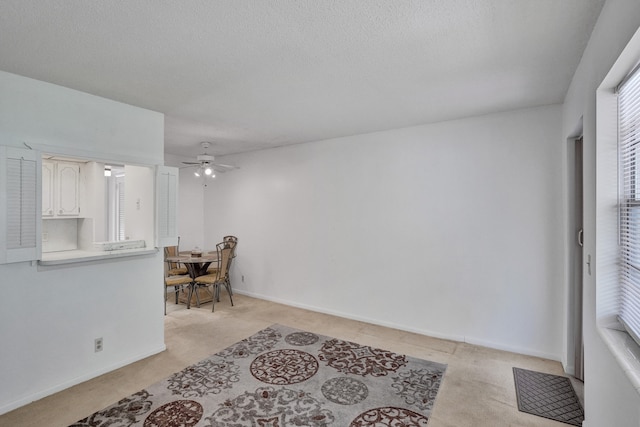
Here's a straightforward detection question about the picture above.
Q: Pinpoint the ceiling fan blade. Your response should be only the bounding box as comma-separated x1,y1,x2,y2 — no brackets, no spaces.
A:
182,161,200,165
213,163,239,169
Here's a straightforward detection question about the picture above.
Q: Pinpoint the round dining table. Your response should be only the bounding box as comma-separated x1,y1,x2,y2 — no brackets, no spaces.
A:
166,253,218,308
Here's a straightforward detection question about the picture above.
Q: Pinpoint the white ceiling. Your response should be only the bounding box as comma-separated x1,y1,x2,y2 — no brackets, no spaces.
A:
0,0,604,160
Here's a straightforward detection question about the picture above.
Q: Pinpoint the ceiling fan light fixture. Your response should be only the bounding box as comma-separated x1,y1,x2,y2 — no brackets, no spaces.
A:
182,142,235,182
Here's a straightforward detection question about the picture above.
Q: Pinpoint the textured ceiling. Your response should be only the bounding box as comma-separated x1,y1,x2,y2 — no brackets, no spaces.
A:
0,0,604,160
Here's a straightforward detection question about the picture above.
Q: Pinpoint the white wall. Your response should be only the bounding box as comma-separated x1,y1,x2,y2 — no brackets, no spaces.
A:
563,1,640,426
82,161,108,243
124,165,155,247
0,72,163,165
0,71,166,414
198,104,565,360
177,170,205,252
166,153,205,253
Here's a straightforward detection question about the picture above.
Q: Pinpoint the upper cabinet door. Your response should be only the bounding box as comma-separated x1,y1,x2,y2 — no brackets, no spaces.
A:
41,160,54,217
56,162,80,216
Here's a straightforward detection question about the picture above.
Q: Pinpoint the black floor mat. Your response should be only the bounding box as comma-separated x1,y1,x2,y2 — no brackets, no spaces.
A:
513,367,584,426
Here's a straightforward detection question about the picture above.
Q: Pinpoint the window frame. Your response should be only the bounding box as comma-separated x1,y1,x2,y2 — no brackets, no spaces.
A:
618,64,640,347
595,27,640,395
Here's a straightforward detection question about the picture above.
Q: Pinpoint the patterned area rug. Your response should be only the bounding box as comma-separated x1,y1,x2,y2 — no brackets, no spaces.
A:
70,324,447,426
513,367,584,426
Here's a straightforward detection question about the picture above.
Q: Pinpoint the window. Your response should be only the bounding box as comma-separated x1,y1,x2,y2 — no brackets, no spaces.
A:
618,64,640,347
117,178,125,241
106,166,126,242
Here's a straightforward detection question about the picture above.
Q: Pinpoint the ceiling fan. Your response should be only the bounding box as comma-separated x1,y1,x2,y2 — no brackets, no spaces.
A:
181,142,238,178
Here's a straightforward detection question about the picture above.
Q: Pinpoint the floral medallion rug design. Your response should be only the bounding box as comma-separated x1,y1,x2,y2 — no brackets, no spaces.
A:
71,324,447,427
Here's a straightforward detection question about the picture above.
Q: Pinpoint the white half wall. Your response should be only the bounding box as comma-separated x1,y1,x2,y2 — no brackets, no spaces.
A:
198,104,565,360
0,71,166,414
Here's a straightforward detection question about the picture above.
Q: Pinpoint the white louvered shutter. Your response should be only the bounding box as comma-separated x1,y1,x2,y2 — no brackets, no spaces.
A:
0,146,41,263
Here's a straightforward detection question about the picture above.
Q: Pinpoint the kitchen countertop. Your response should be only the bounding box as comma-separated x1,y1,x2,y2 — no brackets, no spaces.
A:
39,247,158,265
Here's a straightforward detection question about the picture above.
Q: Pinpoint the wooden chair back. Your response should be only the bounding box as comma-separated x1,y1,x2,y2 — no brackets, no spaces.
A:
215,241,233,281
164,246,178,269
163,236,182,270
223,236,238,258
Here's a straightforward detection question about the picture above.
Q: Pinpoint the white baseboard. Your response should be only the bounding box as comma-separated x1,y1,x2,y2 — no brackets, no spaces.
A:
464,336,560,362
234,289,465,342
0,345,166,416
563,361,576,377
234,289,561,361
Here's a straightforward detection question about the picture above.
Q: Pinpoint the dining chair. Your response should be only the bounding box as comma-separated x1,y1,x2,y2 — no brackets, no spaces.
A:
222,236,237,295
207,238,237,271
164,274,192,315
193,242,234,312
207,236,238,293
164,238,187,276
223,235,238,258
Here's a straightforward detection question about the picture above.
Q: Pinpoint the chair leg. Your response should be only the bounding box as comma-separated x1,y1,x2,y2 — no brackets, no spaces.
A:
211,284,217,312
194,285,202,308
174,287,180,304
187,284,193,309
226,283,234,307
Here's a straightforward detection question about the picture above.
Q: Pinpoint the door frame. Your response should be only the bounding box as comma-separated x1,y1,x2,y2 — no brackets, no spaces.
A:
566,128,584,381
573,136,584,381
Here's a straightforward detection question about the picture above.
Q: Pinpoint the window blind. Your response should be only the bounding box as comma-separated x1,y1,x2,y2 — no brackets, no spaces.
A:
618,65,640,346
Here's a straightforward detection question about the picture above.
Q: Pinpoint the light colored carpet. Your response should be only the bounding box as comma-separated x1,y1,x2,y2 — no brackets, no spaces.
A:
0,293,582,426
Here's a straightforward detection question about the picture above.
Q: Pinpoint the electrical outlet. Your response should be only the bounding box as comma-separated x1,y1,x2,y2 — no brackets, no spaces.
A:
94,337,103,352
242,275,245,283
42,232,48,242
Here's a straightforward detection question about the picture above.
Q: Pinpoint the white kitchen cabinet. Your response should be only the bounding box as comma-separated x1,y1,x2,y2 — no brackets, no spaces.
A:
42,160,81,217
42,160,55,217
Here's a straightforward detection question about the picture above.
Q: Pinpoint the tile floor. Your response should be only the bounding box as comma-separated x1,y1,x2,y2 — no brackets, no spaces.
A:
0,293,583,426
